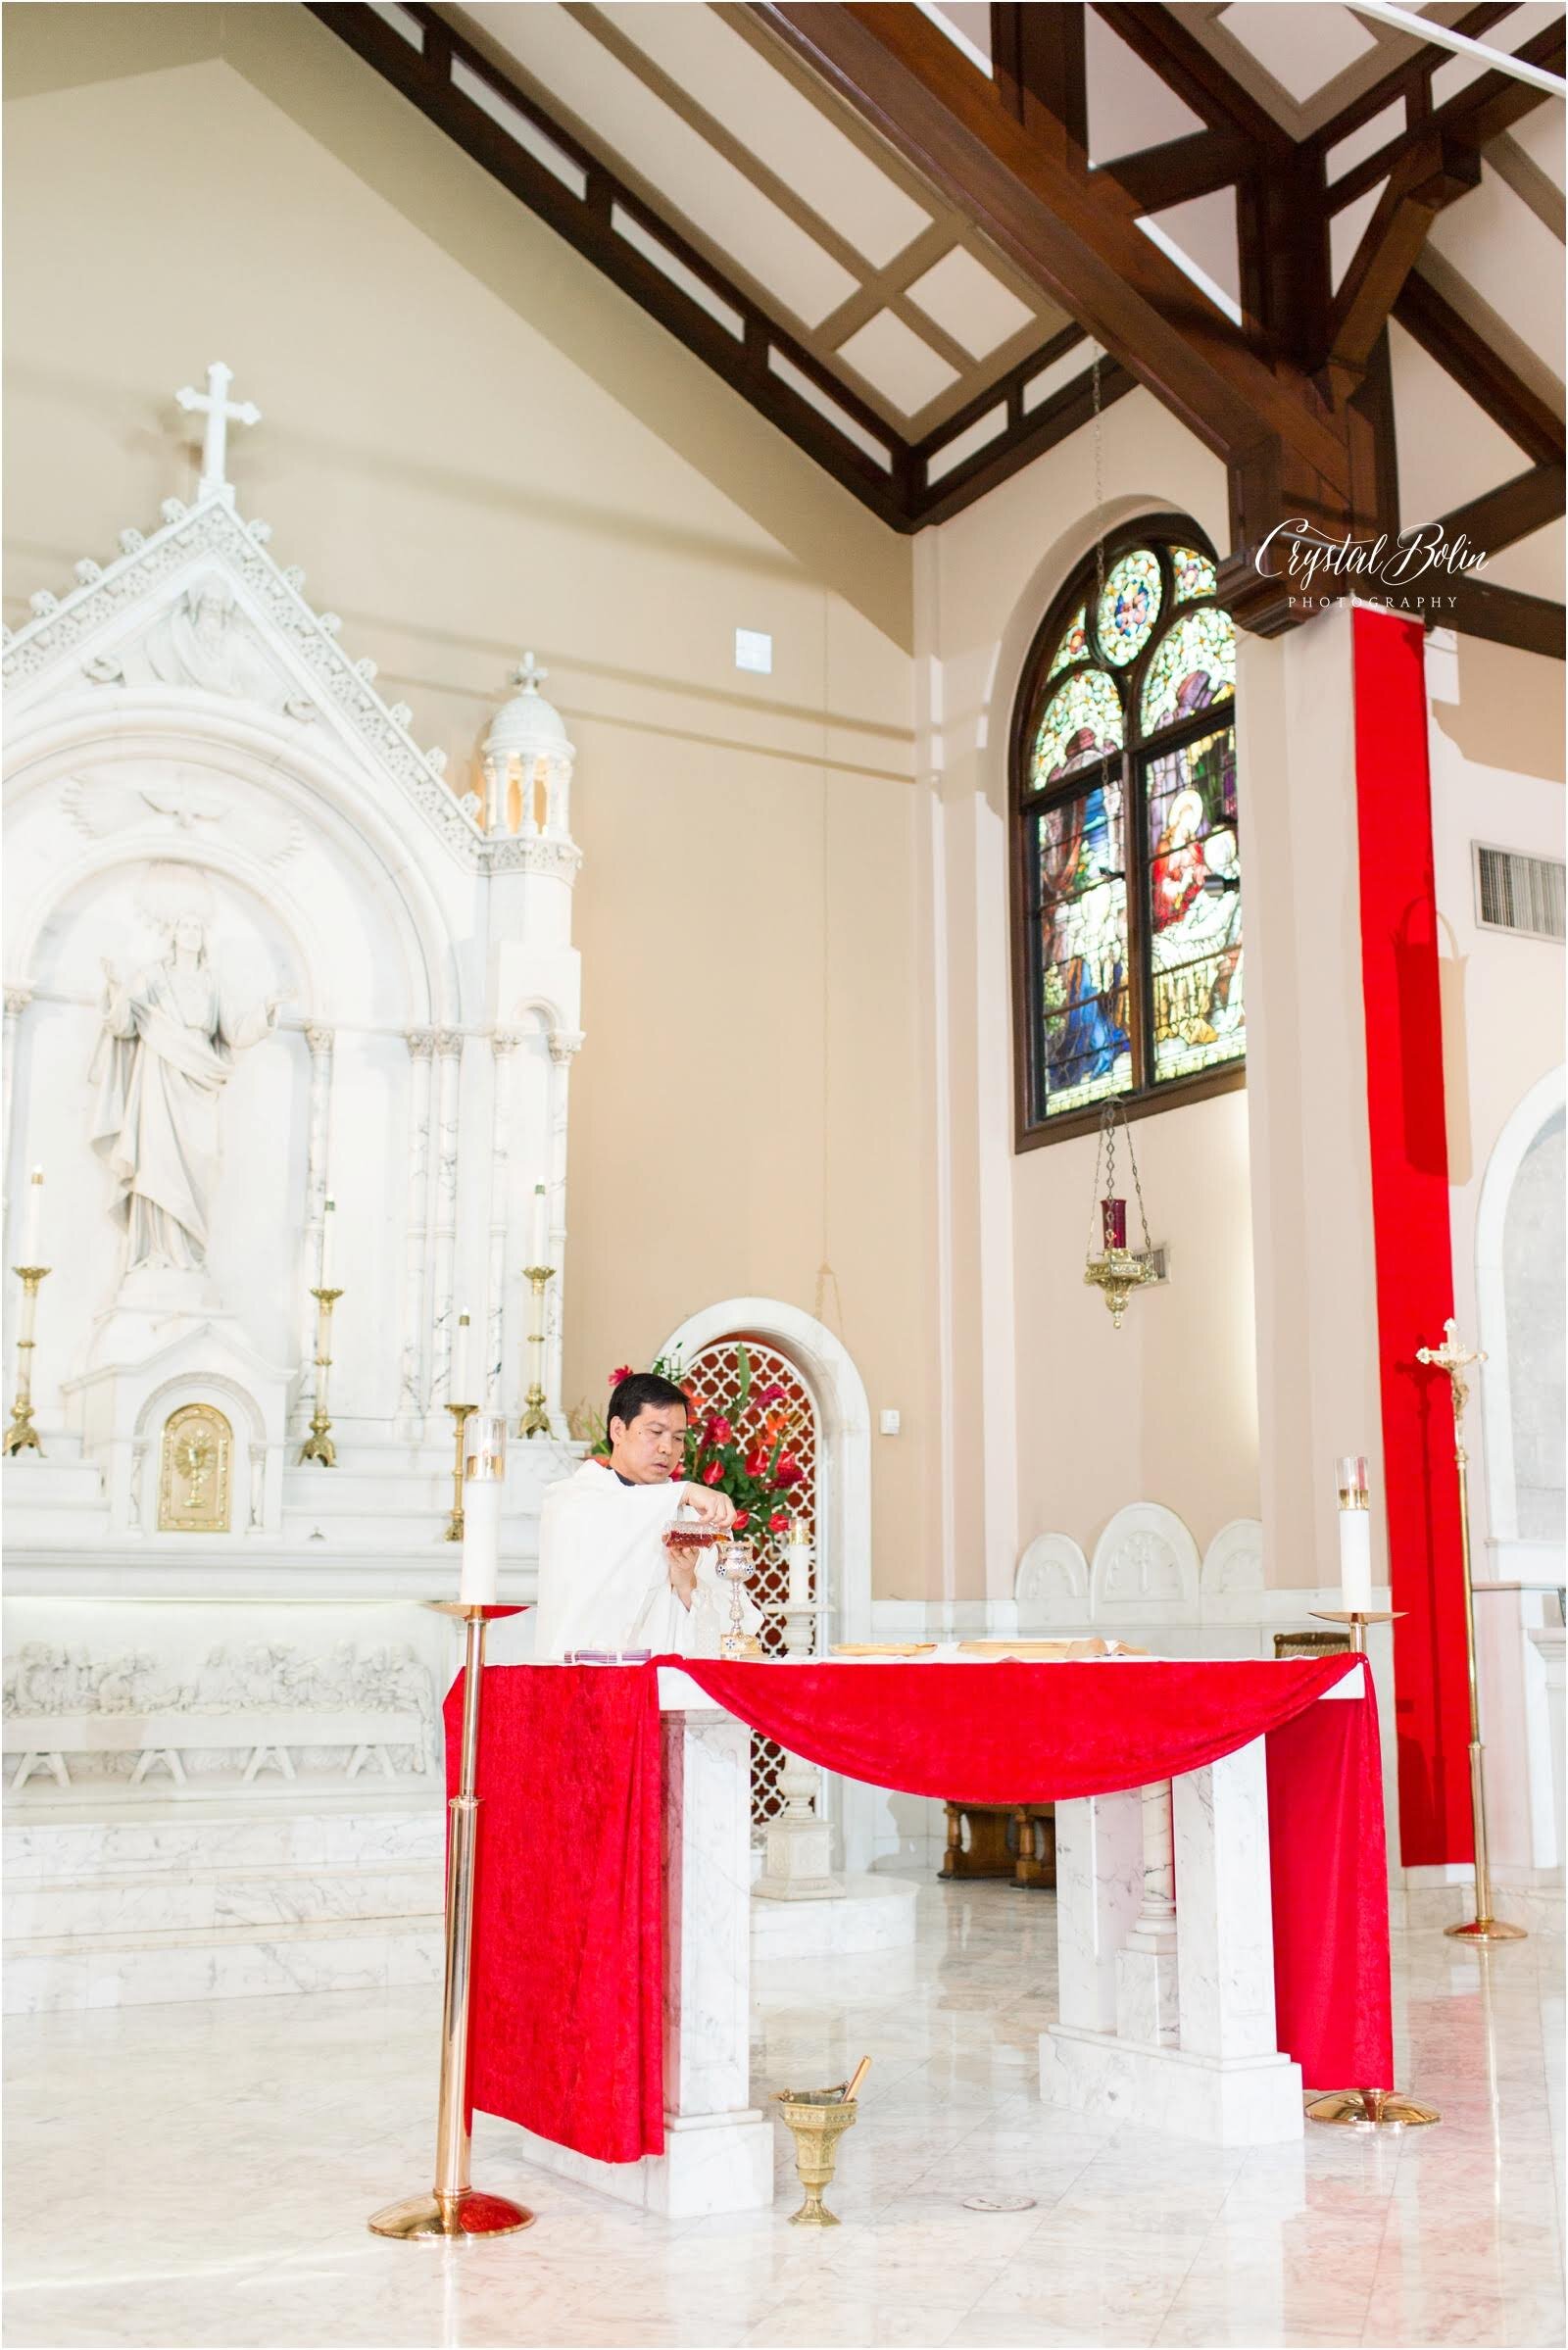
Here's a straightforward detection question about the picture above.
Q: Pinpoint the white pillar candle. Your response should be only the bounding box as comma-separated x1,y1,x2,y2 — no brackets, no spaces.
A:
530,1182,548,1269
20,1166,43,1267
318,1197,335,1291
453,1309,473,1404
785,1533,812,1609
460,1410,506,1607
1336,1455,1372,1615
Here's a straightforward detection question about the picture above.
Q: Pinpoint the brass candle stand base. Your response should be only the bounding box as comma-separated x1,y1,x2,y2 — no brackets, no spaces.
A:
1445,1916,1528,1943
299,1286,342,1467
1306,2087,1441,2130
1,1401,40,1457
517,1262,555,1439
368,1601,535,2244
298,1411,336,1469
775,2087,858,2226
517,1386,552,1440
5,1264,49,1457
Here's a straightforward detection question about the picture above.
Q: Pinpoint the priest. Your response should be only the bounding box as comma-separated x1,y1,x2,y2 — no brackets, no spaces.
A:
534,1370,762,1660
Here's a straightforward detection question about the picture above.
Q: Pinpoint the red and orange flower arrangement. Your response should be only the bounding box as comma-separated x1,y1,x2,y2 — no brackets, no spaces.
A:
581,1346,805,1542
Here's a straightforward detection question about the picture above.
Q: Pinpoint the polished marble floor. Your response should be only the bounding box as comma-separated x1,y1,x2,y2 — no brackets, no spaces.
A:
3,1882,1562,2350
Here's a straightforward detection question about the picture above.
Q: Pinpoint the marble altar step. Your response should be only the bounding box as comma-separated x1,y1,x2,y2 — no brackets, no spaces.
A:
2,1794,445,2013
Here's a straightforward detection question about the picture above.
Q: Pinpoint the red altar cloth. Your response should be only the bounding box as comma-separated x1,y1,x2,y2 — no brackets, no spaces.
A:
450,1654,1393,2165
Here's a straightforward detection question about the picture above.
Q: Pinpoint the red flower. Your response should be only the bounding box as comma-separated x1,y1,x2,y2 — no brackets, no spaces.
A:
706,1414,732,1444
732,1510,751,1530
756,1383,785,1407
701,1458,725,1487
610,1364,633,1385
775,1453,803,1488
768,1510,790,1533
745,1445,769,1477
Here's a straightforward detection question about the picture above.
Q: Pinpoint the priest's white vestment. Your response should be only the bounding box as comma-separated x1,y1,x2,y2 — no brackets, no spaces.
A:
533,1460,760,1661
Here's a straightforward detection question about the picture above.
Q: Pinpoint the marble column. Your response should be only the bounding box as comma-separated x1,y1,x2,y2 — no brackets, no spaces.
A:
486,1031,522,1415
427,1031,464,1413
397,1029,434,1439
1173,1736,1280,2063
2,984,31,1225
544,1027,583,1435
1052,1787,1142,2033
294,1025,334,1437
1114,1780,1179,2047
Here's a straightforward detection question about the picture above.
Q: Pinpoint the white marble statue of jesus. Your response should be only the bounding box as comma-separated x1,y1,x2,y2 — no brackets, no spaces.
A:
89,892,280,1275
534,1372,762,1660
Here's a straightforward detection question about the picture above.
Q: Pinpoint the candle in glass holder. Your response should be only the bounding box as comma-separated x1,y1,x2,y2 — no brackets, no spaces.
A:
785,1528,812,1608
1102,1197,1127,1252
453,1309,473,1404
530,1183,548,1268
460,1410,506,1606
1335,1454,1372,1614
20,1167,43,1267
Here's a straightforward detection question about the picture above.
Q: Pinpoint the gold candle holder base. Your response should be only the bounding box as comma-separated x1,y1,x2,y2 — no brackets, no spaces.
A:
1,1403,40,1458
368,2187,534,2241
1445,1916,1528,1942
298,1411,336,1469
517,1386,552,1440
1306,2087,1441,2130
775,2087,858,2226
1309,1607,1405,1654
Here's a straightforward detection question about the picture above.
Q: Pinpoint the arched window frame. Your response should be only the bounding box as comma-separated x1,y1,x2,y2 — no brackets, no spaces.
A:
1009,512,1246,1151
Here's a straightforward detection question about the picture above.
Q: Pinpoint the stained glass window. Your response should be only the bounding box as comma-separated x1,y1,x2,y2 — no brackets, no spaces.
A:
1029,668,1122,789
1014,524,1245,1142
1171,547,1218,602
1145,727,1245,1084
1140,607,1236,733
1033,784,1132,1114
1097,549,1162,666
1048,607,1087,677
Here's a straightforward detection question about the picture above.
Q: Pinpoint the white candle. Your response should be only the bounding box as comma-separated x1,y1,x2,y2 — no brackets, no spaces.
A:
461,1411,506,1606
530,1183,548,1270
20,1166,43,1268
453,1310,473,1404
1336,1455,1372,1615
786,1532,811,1609
318,1198,335,1291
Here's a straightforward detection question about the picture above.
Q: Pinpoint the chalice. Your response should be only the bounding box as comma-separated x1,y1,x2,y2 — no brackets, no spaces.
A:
715,1539,763,1659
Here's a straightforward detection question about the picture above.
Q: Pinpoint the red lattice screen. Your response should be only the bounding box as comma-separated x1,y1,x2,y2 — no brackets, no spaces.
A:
682,1335,820,1838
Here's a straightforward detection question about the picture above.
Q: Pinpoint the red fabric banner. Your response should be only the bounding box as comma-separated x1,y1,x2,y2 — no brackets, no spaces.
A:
1351,605,1472,1865
454,1656,1394,2164
444,1664,666,2166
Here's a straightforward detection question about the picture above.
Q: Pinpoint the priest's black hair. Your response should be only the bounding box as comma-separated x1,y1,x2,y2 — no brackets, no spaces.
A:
607,1371,690,1436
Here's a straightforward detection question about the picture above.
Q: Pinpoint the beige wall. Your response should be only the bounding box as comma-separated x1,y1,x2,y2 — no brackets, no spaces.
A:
2,6,939,1592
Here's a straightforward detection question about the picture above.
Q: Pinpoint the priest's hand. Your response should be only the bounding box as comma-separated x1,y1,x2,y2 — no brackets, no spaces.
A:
679,1483,736,1532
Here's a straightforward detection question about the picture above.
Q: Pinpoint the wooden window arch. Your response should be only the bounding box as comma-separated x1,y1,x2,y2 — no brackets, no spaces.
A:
1010,514,1246,1150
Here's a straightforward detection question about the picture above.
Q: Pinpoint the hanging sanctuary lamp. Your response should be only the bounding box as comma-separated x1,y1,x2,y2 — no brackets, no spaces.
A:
1084,1103,1155,1328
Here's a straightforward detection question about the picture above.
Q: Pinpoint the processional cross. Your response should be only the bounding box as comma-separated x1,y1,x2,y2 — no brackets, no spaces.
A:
175,361,262,504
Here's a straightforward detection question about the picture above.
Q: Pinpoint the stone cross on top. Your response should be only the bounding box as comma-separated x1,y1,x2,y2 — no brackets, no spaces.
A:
511,653,548,694
175,362,262,505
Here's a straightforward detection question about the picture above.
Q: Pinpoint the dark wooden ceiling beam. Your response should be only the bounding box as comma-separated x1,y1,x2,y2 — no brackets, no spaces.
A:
1310,3,1518,160
1325,17,1565,211
991,2,1086,151
1394,271,1565,465
1445,575,1566,659
1089,2,1292,154
1099,125,1252,214
1321,134,1481,386
753,2,1353,497
1432,461,1566,558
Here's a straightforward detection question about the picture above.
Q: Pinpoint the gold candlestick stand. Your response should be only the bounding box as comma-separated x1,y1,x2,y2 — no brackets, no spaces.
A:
369,1602,534,2241
444,1401,477,1541
3,1266,49,1457
298,1286,343,1466
1303,1606,1440,2129
517,1265,554,1438
1417,1318,1525,1943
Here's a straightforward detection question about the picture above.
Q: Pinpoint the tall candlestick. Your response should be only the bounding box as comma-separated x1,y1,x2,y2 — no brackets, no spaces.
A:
460,1411,506,1606
21,1166,43,1268
319,1196,335,1291
1102,1196,1127,1252
530,1182,548,1270
1336,1454,1372,1614
453,1309,473,1404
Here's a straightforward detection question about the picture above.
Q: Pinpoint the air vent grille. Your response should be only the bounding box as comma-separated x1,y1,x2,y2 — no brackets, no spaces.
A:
1474,845,1565,943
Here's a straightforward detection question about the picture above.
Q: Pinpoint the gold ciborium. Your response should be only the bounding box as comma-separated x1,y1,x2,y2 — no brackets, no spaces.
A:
774,2085,858,2226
